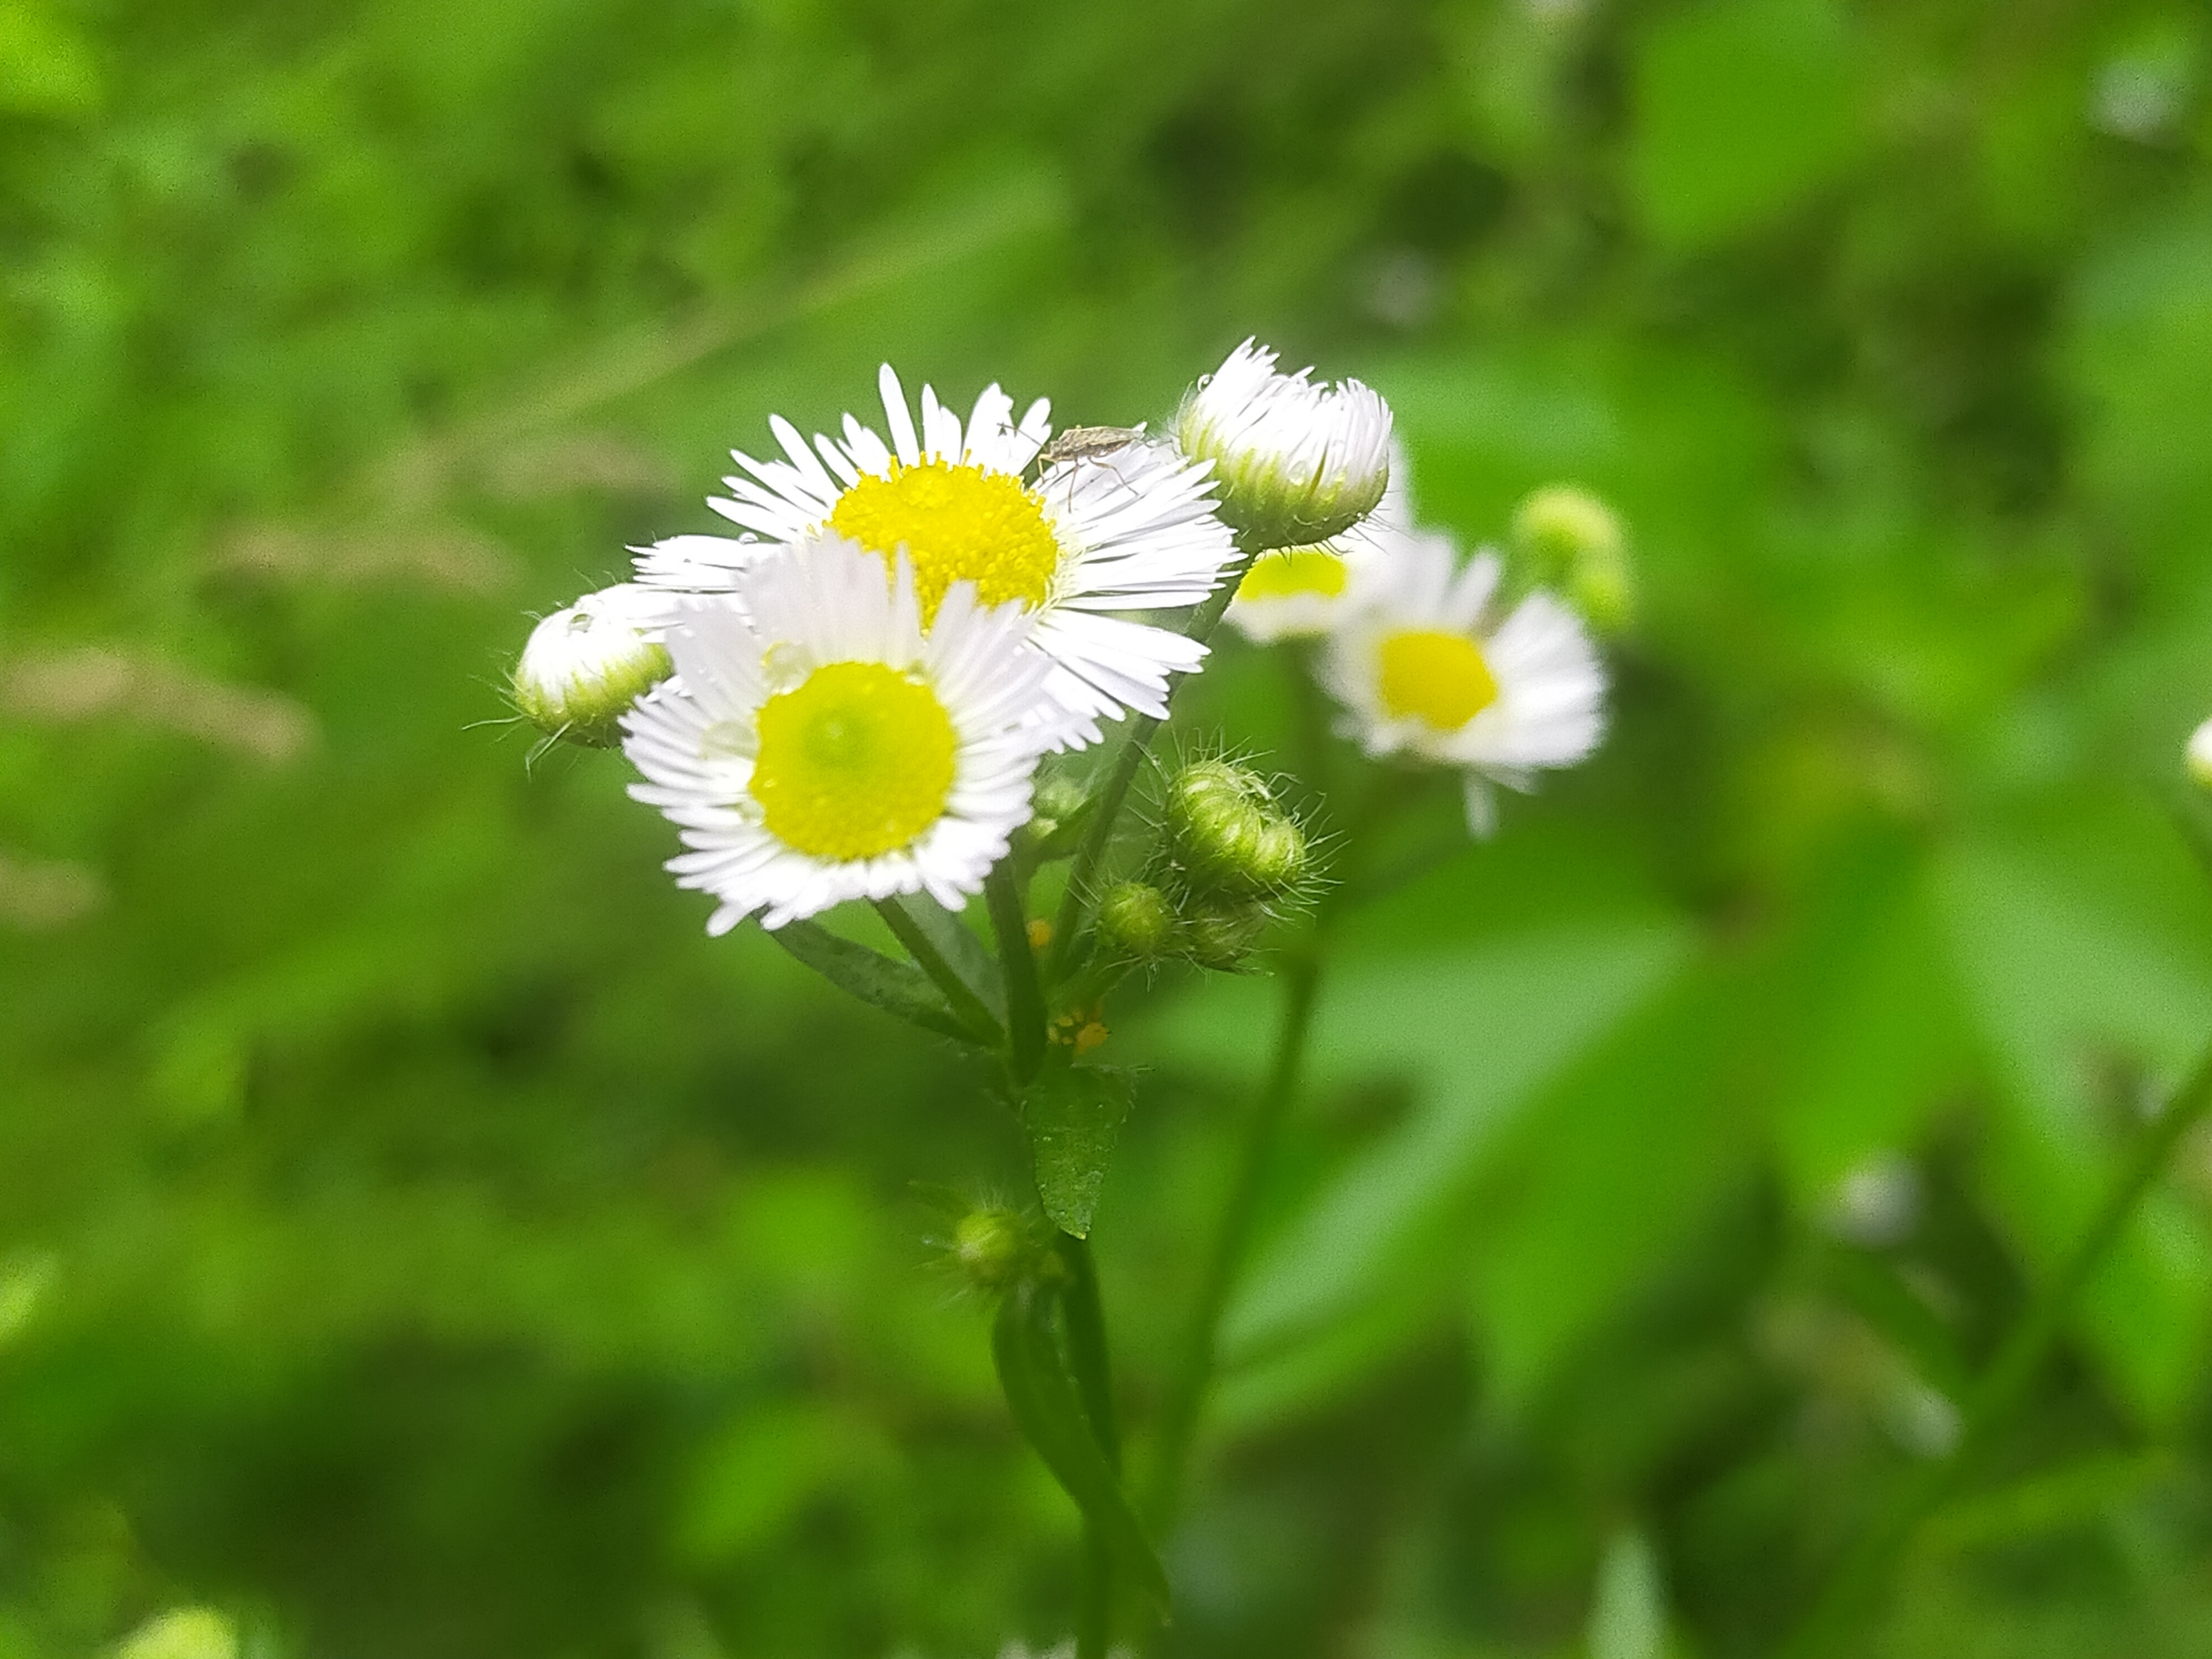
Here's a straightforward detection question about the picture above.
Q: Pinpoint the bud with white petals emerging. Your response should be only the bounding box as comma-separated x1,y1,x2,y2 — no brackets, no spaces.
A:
511,584,673,748
1176,339,1393,549
2188,717,2212,790
1511,483,1633,635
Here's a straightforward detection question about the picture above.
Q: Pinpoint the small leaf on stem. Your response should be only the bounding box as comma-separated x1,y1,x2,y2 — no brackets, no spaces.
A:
1024,1052,1135,1239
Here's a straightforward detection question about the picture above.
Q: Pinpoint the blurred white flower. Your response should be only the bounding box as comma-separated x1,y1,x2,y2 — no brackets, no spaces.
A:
1321,527,1604,835
624,537,1077,932
1175,339,1392,548
2187,714,2212,789
634,365,1237,743
114,1608,237,1659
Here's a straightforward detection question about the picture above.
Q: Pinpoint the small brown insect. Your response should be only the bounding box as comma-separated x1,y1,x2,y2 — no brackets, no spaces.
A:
1031,425,1144,472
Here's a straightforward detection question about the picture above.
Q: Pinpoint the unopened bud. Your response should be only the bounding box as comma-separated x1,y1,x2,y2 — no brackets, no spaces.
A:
2190,717,2212,790
1181,898,1270,970
1166,759,1305,898
1177,339,1393,548
1027,772,1092,856
952,1208,1030,1290
512,584,673,748
1095,880,1178,959
1511,483,1632,634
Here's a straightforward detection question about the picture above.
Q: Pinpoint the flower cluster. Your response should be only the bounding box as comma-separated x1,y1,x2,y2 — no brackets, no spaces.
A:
509,339,1619,936
1226,467,1617,836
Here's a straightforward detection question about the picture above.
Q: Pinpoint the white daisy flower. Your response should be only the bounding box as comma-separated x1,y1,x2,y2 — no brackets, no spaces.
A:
621,535,1072,932
1175,338,1393,548
1224,455,1416,644
511,583,673,747
631,366,1238,742
1321,528,1605,836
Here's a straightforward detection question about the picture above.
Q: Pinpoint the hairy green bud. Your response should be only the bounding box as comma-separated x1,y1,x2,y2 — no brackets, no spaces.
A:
1095,880,1179,959
952,1208,1030,1291
1511,483,1632,634
1166,758,1306,898
1180,898,1271,971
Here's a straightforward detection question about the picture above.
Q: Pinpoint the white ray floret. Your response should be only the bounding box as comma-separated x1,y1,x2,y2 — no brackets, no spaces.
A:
622,535,1078,932
631,365,1239,743
1176,338,1393,548
1320,524,1606,836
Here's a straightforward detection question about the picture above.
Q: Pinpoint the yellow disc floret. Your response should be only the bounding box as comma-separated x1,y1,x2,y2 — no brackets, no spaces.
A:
1237,547,1349,602
827,460,1061,621
1377,628,1498,730
750,661,959,859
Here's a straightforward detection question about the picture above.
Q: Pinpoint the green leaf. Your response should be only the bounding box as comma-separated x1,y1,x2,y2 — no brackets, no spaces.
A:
1208,922,1690,1365
1022,1052,1134,1239
991,1281,1171,1612
771,920,973,1044
892,892,1006,1025
1938,809,2212,1424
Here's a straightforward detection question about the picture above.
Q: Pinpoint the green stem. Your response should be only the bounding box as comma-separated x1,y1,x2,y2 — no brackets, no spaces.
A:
1145,942,1323,1527
1780,1030,2212,1659
871,898,1005,1048
1048,541,1262,981
985,864,1048,1085
1057,1233,1122,1467
1075,1524,1113,1659
1056,1235,1121,1659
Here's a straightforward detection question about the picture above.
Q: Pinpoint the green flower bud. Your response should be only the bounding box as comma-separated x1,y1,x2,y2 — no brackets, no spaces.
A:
1095,880,1179,959
1180,898,1270,971
2190,717,2212,790
1026,772,1092,856
512,584,673,748
1177,340,1393,548
1166,758,1306,898
952,1207,1030,1290
1511,483,1632,634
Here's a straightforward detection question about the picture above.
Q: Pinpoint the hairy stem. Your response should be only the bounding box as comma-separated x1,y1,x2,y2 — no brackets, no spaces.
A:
1781,1030,2212,1658
1145,942,1323,1527
985,864,1048,1085
871,898,1005,1047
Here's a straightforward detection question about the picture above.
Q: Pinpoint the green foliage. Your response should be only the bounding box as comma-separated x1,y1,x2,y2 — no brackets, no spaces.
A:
9,0,2212,1656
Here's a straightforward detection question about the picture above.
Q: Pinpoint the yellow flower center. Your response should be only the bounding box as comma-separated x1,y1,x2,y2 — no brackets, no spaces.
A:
748,661,958,860
1377,629,1498,730
1237,547,1348,602
826,459,1061,621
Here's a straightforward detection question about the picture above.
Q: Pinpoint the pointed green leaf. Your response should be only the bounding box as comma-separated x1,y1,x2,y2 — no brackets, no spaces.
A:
771,920,973,1043
991,1281,1171,1612
1022,1054,1134,1239
892,892,1006,1024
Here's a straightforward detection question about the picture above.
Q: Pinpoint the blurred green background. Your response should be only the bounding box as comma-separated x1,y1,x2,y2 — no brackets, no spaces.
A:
8,0,2212,1654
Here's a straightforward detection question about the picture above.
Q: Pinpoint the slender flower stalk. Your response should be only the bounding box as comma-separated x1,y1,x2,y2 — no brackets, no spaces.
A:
1147,941,1323,1527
